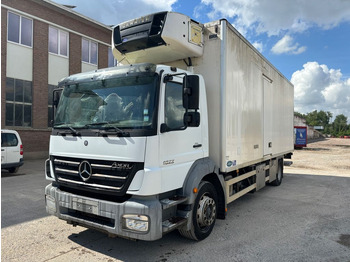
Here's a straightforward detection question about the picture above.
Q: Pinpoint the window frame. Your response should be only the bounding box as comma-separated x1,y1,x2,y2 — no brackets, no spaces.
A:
164,80,186,131
1,133,19,147
7,11,33,48
5,78,33,127
82,38,98,65
48,26,69,57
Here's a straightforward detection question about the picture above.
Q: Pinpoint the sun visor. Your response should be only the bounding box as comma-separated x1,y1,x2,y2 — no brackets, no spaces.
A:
112,12,203,64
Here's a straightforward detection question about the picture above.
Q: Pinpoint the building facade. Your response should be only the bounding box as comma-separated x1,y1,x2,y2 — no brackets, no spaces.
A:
1,0,115,158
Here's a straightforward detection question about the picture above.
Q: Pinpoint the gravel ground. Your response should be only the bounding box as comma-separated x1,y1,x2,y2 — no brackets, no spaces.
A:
285,138,350,176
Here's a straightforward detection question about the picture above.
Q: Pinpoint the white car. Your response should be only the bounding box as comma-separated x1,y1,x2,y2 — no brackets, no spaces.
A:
1,129,24,173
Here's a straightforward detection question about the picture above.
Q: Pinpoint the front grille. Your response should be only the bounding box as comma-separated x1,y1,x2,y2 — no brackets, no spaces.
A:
51,156,144,196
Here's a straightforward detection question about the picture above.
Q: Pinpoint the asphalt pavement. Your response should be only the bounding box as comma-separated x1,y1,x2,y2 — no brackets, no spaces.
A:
1,158,50,228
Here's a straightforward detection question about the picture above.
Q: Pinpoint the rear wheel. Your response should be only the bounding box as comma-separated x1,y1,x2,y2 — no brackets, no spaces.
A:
8,167,19,173
179,181,218,240
271,160,283,186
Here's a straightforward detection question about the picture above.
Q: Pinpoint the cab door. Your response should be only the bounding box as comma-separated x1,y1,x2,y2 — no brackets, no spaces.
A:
159,76,203,191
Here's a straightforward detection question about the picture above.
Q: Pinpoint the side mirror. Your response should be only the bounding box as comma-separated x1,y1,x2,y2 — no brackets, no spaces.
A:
160,123,169,133
52,88,63,125
53,88,62,107
183,75,199,110
184,112,200,127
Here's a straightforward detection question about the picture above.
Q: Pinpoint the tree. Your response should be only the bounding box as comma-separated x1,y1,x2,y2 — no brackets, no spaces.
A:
332,114,348,136
294,111,305,119
317,110,332,128
304,110,332,128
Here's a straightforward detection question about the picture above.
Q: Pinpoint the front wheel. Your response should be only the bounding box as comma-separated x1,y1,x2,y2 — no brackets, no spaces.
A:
179,181,218,240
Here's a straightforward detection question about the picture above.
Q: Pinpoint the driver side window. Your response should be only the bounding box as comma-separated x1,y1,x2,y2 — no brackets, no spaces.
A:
165,81,185,129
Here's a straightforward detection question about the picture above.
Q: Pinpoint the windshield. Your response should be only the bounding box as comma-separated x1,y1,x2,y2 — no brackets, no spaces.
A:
54,74,158,133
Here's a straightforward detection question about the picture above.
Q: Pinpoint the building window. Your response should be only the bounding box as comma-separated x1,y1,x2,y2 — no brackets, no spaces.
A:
49,26,68,56
48,85,57,127
6,78,32,127
7,12,32,47
108,48,117,67
82,38,98,65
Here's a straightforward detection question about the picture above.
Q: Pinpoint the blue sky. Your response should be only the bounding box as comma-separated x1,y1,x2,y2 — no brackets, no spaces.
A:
55,0,350,121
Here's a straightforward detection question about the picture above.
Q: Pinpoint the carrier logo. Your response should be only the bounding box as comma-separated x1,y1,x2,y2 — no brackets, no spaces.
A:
79,160,92,181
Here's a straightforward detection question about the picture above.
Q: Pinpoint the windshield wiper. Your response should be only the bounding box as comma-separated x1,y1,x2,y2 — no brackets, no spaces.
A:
86,122,129,137
86,121,119,127
56,126,81,136
100,126,130,137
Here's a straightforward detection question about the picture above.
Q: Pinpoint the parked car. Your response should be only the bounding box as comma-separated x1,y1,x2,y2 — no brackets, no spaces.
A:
1,129,24,173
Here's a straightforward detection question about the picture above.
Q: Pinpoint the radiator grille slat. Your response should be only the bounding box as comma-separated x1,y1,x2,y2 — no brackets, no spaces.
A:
51,156,143,196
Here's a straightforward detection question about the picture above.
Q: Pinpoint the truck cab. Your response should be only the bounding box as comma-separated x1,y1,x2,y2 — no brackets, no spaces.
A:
45,63,215,240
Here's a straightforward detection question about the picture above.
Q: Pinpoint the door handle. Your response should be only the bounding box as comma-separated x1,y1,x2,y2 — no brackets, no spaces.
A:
193,143,202,148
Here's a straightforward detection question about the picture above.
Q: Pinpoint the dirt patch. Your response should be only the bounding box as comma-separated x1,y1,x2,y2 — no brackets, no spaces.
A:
285,138,350,176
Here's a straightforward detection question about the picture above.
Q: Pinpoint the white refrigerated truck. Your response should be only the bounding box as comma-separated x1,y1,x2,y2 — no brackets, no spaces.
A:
45,12,293,241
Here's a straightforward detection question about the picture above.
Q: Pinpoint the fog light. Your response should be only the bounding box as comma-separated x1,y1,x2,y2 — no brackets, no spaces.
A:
46,195,56,213
122,215,149,232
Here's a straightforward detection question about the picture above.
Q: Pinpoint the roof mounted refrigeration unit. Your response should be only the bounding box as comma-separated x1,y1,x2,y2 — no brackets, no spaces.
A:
112,12,203,64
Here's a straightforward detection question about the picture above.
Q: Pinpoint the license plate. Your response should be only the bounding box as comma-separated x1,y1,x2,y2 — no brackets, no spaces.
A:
71,197,98,215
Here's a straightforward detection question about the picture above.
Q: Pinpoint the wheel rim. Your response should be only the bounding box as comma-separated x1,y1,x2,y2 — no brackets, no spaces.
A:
196,194,216,229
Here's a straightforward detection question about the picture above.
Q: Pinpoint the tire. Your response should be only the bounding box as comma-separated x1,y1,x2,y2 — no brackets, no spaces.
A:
271,160,283,186
8,167,19,173
179,181,218,240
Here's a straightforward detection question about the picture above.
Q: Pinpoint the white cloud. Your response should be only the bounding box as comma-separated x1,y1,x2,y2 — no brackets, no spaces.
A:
199,0,350,36
252,41,263,52
141,0,177,10
271,35,306,55
57,0,177,26
291,62,350,120
193,4,206,20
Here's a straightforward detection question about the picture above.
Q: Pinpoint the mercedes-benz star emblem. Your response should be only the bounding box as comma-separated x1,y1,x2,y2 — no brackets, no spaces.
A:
79,160,92,181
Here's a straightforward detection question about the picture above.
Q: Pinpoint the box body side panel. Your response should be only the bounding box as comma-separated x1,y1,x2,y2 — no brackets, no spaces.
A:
165,21,294,172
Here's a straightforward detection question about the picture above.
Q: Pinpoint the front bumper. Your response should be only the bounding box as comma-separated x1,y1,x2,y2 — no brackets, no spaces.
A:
45,184,162,241
1,158,24,169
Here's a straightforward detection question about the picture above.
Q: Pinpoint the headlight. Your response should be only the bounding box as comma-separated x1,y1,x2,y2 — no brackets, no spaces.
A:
122,214,149,233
